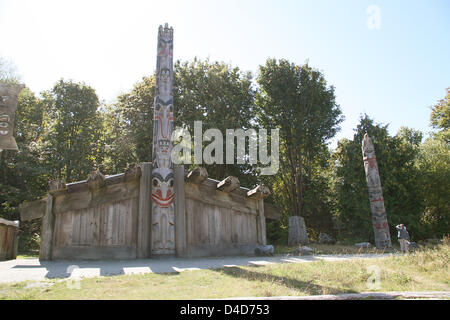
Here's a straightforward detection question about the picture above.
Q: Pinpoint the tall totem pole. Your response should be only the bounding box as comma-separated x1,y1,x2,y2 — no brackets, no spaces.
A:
151,24,175,255
362,133,392,249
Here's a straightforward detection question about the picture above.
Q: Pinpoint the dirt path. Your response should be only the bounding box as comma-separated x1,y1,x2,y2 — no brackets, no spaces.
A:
0,253,389,284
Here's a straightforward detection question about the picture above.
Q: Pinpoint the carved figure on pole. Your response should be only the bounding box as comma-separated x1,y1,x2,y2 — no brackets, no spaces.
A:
151,24,175,255
0,83,24,153
362,133,392,249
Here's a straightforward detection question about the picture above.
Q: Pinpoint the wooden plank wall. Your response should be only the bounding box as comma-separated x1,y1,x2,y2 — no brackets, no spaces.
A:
29,165,270,260
51,180,139,260
0,224,18,260
184,180,260,257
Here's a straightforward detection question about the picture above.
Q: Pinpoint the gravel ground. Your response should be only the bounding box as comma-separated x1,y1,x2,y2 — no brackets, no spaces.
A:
0,253,389,284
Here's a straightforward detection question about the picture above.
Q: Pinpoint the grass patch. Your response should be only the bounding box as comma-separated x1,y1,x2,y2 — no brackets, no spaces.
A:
273,243,394,255
1,244,448,300
16,254,39,259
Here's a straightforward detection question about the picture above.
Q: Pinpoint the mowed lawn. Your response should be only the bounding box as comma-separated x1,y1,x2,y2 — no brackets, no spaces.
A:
1,244,448,300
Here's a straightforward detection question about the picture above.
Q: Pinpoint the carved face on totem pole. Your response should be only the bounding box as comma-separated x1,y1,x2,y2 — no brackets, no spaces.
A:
152,168,174,207
154,139,171,169
0,84,23,151
362,133,375,156
151,167,175,253
157,38,173,66
153,97,174,141
158,68,172,96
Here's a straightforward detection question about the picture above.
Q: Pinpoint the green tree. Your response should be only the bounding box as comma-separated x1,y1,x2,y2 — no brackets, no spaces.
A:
333,115,424,242
0,88,47,253
255,59,343,238
100,104,137,175
430,88,450,143
174,58,256,184
112,76,156,165
416,88,450,238
40,79,104,182
111,59,257,186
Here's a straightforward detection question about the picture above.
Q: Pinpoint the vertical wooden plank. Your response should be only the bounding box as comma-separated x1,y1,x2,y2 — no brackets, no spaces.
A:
214,206,221,245
83,208,90,245
118,200,126,245
52,213,60,247
12,227,18,259
133,197,139,246
86,207,95,245
174,165,187,257
100,204,107,246
40,194,54,260
245,214,250,243
57,212,63,247
0,225,6,259
231,210,241,243
194,201,200,244
80,208,87,245
137,162,151,258
224,207,232,243
100,203,107,246
185,198,193,246
60,211,73,247
242,214,247,243
125,199,132,246
5,226,13,259
106,203,114,246
72,209,81,246
198,201,207,244
202,203,209,244
112,202,119,245
250,214,257,243
256,199,266,245
207,204,215,245
93,205,101,246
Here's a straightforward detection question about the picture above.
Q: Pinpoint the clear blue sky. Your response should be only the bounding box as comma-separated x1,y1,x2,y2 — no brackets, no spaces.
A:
1,0,449,146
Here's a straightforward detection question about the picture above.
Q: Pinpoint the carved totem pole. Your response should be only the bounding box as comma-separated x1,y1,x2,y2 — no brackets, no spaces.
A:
151,24,175,255
362,133,392,249
0,83,23,153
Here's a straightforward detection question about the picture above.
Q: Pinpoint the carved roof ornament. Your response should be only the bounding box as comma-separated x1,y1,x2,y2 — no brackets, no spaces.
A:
87,169,106,191
247,185,271,199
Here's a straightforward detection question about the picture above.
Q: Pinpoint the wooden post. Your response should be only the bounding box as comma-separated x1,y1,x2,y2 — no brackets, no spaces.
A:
12,227,19,260
39,194,54,260
247,185,270,246
257,199,267,245
174,165,187,257
137,162,152,258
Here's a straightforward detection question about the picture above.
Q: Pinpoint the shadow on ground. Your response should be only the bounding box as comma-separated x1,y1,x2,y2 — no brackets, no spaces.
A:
213,265,358,296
